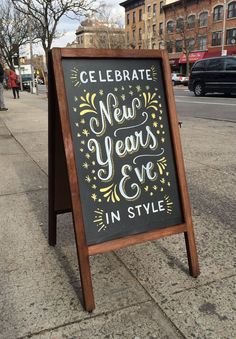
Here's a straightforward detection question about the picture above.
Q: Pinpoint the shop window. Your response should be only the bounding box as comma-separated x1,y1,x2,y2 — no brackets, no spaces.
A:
213,5,223,21
226,28,236,44
187,15,195,29
212,31,222,46
167,21,174,34
199,12,208,27
228,2,236,18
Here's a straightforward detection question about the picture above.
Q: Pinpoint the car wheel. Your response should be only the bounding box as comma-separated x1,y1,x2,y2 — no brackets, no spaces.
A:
194,82,205,96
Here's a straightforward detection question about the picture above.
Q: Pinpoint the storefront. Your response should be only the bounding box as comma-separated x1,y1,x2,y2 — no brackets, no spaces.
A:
178,48,236,74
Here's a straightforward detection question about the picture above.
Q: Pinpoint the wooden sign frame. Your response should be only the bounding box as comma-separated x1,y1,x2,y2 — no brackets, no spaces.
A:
48,48,200,312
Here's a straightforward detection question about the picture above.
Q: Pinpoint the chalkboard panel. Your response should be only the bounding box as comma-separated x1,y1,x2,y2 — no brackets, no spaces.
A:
62,58,184,245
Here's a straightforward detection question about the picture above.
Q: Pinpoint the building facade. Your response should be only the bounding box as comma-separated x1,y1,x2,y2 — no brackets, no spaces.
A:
75,19,125,49
163,0,236,73
120,0,165,49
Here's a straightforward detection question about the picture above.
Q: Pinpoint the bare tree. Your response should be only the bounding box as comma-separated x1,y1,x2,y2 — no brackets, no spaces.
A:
12,0,98,65
0,0,30,68
163,0,208,75
92,4,125,49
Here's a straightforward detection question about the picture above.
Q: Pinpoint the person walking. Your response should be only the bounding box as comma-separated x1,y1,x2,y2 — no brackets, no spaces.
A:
0,59,8,111
8,67,20,99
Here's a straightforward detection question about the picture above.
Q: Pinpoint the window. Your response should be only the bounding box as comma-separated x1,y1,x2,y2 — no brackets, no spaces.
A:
159,22,163,35
160,1,163,14
225,58,236,70
133,11,136,24
127,13,130,25
207,58,224,71
148,5,151,15
139,9,142,21
187,15,195,29
212,31,222,46
153,3,156,16
192,60,206,71
132,29,136,42
139,28,142,40
167,21,174,33
187,38,195,50
226,28,236,44
176,18,184,32
152,43,156,49
213,5,223,21
199,35,207,50
228,2,236,18
175,40,183,52
153,24,156,34
199,12,208,27
166,41,173,53
126,32,129,44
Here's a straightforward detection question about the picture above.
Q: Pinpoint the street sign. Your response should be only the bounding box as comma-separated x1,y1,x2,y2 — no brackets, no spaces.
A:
48,48,200,311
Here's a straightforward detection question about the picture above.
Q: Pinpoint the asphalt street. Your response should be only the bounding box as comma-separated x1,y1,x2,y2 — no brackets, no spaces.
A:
174,87,236,122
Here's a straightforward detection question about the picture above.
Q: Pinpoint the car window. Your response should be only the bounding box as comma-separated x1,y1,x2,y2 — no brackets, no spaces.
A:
192,60,206,71
207,58,224,71
225,58,236,70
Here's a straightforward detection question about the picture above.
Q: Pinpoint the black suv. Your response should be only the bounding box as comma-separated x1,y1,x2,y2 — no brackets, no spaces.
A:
188,56,236,96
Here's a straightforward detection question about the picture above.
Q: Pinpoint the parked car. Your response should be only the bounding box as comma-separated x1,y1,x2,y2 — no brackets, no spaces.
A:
172,73,189,86
21,75,33,91
188,56,236,96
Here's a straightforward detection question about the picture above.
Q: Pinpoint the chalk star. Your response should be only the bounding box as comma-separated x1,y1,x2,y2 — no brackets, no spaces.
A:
91,193,97,201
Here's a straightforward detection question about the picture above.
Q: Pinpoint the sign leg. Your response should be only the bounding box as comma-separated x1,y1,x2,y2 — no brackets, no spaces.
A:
184,230,200,277
48,206,57,246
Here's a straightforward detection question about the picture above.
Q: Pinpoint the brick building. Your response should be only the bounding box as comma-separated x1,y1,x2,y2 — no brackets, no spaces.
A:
163,0,236,73
75,19,125,49
120,0,165,49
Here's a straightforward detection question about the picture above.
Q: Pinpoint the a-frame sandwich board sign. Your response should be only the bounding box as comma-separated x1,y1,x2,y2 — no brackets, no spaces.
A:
48,48,200,312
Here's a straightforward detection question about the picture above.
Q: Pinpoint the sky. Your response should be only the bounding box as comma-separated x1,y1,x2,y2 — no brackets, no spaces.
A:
32,0,125,54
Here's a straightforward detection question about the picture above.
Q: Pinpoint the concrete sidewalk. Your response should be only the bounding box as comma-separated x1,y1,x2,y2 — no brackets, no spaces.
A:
0,90,235,339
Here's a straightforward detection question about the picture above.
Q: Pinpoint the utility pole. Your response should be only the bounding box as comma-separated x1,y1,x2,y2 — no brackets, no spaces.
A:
222,0,227,55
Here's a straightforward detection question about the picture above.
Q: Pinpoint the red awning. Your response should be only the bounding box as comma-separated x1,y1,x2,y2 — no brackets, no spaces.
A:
179,51,206,64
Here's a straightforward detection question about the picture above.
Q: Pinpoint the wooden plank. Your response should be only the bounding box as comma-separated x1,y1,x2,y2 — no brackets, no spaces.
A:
88,224,187,255
52,48,95,311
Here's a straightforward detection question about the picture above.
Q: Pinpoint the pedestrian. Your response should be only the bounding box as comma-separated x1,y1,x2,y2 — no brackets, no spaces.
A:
8,67,20,99
0,58,8,111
